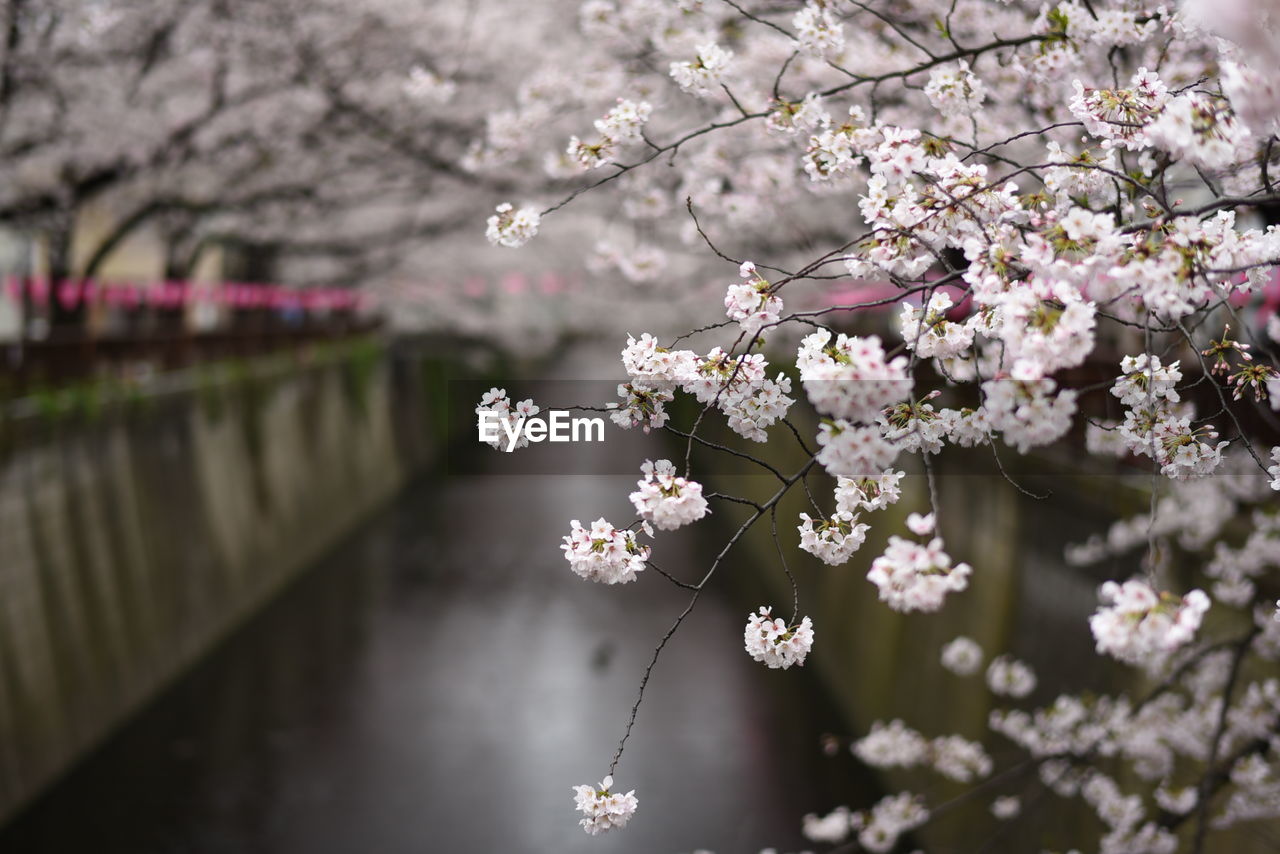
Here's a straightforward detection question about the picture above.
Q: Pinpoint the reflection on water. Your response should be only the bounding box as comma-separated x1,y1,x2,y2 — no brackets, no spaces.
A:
0,441,877,853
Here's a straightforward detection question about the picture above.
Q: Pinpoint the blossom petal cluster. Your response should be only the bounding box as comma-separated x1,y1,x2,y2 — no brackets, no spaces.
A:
614,334,794,442
485,203,540,248
669,42,732,96
940,636,984,676
1104,353,1227,479
792,1,844,57
628,459,709,531
572,775,638,835
867,536,972,612
567,98,652,169
924,61,986,118
853,792,928,853
561,518,649,584
852,720,992,782
475,388,538,452
724,261,783,336
834,470,905,513
1089,580,1210,666
815,419,899,476
797,330,911,423
797,511,868,565
985,655,1037,698
462,0,1280,844
743,606,814,669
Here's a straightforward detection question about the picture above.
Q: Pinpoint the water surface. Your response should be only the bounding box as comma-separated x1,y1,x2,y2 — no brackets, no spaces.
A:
0,440,874,853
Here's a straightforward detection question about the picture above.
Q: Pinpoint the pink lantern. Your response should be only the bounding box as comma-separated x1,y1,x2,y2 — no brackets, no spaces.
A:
57,280,82,309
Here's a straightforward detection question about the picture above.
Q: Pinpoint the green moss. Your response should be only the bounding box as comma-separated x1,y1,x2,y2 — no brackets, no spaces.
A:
196,365,228,423
340,337,383,418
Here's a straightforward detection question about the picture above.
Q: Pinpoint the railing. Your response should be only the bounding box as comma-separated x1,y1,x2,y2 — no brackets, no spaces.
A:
1,317,381,395
0,276,380,394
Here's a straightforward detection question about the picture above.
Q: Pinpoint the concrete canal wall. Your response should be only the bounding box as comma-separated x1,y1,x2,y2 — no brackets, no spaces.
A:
0,341,444,824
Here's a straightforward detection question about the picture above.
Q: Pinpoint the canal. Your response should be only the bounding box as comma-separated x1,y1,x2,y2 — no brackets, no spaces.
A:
0,405,878,853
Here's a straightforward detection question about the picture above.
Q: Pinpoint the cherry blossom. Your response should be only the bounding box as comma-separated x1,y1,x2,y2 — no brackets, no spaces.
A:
798,512,869,566
1089,580,1211,666
668,42,733,96
629,459,709,531
561,518,650,584
924,61,987,118
475,389,539,452
18,0,1280,846
572,775,638,835
797,330,911,423
854,792,928,853
744,607,814,669
454,0,1280,844
835,471,905,514
991,796,1021,820
485,203,541,248
940,636,984,676
802,805,853,844
905,512,934,536
853,719,929,769
815,420,900,477
792,1,844,58
867,536,972,613
724,262,783,336
986,655,1037,698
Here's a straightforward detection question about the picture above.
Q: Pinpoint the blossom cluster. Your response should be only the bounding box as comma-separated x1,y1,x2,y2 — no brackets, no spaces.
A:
1103,353,1228,479
852,719,993,782
798,469,908,566
567,98,652,169
743,606,814,669
798,793,930,852
797,330,911,424
724,261,783,337
1089,580,1211,667
474,388,538,452
668,42,733,96
612,332,794,442
797,511,867,566
572,776,638,835
464,0,1280,845
628,459,709,531
866,535,972,613
561,518,649,584
940,636,984,676
484,202,541,249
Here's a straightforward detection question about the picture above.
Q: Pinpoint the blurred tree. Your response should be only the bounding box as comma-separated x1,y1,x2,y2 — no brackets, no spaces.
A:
0,0,562,330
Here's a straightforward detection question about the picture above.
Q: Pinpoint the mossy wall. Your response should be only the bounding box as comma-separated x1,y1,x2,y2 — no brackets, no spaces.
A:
0,345,416,824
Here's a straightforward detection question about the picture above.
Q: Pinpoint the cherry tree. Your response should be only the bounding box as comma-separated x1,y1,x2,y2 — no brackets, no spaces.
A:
477,0,1280,850
0,0,569,327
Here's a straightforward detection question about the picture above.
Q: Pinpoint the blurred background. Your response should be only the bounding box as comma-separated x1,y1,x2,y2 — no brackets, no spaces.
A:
0,2,1275,853
0,2,874,851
